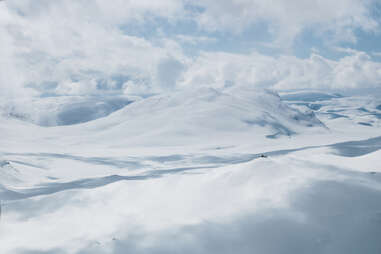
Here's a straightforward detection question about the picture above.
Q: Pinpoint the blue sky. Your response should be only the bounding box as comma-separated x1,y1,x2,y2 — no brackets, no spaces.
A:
1,0,381,100
117,1,381,58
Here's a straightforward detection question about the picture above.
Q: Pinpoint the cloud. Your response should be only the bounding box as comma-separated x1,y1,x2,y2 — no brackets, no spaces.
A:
0,0,188,99
0,0,380,118
189,0,379,46
175,35,217,45
156,56,186,91
179,50,381,91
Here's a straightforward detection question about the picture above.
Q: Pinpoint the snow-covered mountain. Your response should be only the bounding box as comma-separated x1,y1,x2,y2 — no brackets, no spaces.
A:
1,86,328,150
71,86,326,145
0,88,380,254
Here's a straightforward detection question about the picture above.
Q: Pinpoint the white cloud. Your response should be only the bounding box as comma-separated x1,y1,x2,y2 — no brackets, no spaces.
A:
156,56,186,91
179,50,381,91
0,0,380,112
0,0,188,100
190,0,379,46
176,34,217,45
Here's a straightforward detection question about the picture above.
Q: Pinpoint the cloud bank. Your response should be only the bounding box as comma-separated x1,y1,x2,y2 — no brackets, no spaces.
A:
181,51,381,91
0,0,381,107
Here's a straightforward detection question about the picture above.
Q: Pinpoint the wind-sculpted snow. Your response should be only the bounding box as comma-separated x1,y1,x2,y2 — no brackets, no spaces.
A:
0,90,381,254
1,144,381,254
330,136,381,157
283,91,381,131
2,135,381,202
1,96,133,126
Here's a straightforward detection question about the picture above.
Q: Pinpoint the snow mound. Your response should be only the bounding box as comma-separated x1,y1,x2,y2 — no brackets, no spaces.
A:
84,86,326,144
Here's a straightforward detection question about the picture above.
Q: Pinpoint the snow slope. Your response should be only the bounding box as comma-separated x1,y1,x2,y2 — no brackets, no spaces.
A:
71,86,326,146
0,88,380,254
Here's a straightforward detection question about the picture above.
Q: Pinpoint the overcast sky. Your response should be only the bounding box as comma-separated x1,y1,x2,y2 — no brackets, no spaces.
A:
1,0,381,100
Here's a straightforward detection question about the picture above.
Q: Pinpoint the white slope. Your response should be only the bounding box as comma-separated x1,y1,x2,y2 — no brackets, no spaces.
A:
0,86,328,152
0,88,380,254
70,86,325,146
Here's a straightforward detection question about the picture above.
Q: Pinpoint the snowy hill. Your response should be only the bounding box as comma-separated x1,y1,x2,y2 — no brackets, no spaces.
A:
48,86,327,148
105,86,325,138
0,88,381,254
0,86,327,149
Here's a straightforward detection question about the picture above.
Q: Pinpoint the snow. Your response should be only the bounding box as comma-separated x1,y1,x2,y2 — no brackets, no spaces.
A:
0,87,380,254
0,95,133,126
